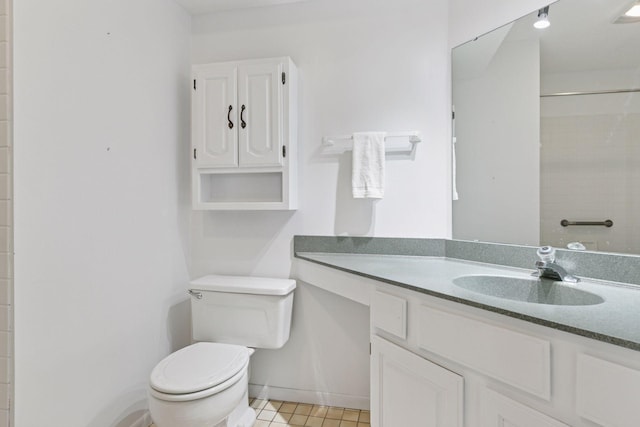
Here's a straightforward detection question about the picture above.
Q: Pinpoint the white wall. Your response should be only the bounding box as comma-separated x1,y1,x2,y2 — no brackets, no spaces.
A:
190,0,452,276
0,1,11,426
250,282,371,409
190,0,450,406
452,39,541,246
13,1,192,426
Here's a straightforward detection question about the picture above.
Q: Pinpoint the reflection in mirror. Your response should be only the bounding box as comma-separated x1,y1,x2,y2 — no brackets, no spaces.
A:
452,0,640,255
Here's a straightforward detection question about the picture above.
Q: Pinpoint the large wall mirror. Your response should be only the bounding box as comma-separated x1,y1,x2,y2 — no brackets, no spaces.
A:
452,0,640,255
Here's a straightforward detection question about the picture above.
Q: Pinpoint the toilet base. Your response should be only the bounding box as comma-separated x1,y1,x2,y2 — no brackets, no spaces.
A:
237,407,257,427
216,401,255,427
215,389,256,427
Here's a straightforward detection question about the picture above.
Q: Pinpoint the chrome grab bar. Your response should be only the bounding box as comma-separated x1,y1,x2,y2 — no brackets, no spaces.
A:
188,289,203,299
560,219,613,228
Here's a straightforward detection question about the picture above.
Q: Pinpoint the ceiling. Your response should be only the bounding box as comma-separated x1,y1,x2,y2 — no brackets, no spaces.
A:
509,0,640,73
173,0,310,15
454,0,640,75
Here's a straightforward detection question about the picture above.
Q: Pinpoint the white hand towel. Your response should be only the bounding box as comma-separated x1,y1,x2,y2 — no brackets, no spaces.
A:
352,132,386,199
452,136,459,201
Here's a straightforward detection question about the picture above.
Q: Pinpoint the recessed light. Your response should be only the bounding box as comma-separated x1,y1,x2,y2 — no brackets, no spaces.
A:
625,4,640,17
534,6,551,29
615,1,640,23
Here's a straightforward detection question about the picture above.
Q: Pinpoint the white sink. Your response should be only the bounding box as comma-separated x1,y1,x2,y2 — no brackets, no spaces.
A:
452,275,604,306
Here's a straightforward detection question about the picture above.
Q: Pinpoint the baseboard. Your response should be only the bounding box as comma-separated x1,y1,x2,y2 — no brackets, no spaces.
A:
129,410,153,427
248,384,369,410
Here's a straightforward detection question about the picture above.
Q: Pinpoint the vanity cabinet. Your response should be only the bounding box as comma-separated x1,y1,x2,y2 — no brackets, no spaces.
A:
417,304,551,400
370,285,640,427
370,335,463,427
296,256,640,427
371,291,463,427
191,57,297,210
575,354,640,427
482,389,569,427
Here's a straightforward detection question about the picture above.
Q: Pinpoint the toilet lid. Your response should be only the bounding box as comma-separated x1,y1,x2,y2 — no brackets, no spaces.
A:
150,342,249,395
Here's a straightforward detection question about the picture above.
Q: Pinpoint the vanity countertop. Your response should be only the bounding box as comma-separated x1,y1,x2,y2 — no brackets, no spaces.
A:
295,251,640,351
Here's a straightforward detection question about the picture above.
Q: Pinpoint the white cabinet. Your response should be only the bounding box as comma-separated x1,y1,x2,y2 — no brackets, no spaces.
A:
417,305,551,400
237,62,283,168
368,284,640,427
192,62,238,168
371,291,407,340
296,258,640,427
576,354,640,427
482,389,569,427
191,57,297,210
371,336,464,427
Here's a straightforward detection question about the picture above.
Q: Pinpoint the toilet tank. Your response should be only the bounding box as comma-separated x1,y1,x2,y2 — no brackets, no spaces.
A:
188,275,296,349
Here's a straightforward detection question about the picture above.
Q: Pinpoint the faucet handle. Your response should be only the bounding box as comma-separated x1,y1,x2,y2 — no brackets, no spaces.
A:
537,246,556,262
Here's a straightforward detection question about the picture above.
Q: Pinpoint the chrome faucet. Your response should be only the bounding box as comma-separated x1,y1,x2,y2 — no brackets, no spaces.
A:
533,246,580,283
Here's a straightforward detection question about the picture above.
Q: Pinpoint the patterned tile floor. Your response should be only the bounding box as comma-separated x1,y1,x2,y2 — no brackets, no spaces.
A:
251,399,370,427
150,399,370,427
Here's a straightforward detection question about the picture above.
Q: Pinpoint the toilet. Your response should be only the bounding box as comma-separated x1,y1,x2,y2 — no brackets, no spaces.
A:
148,275,296,427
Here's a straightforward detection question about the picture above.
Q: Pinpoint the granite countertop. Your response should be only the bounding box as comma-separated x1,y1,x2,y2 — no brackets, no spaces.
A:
295,251,640,351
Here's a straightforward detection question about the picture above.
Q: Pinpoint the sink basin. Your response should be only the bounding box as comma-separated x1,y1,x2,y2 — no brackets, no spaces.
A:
452,275,604,306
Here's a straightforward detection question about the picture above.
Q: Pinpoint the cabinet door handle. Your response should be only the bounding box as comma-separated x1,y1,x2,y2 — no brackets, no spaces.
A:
240,104,247,129
227,105,234,129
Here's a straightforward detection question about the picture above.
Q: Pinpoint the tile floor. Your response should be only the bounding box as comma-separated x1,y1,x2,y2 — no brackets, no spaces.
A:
149,399,371,427
251,399,370,427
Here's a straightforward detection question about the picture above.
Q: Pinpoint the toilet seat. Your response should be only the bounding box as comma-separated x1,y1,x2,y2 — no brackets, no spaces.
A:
149,342,249,401
149,365,247,402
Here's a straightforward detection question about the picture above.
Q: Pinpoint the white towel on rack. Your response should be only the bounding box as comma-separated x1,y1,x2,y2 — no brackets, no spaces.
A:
352,132,386,199
452,136,459,201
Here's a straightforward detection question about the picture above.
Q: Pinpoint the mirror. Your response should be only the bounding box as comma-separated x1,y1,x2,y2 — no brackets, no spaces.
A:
452,0,640,255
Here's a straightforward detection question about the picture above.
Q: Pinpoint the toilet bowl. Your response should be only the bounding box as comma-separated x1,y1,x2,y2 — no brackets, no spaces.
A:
148,275,296,427
148,342,256,427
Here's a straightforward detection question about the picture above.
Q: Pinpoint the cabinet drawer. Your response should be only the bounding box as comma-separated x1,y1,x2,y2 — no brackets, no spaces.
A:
576,354,640,427
371,291,407,340
417,305,551,400
483,389,569,426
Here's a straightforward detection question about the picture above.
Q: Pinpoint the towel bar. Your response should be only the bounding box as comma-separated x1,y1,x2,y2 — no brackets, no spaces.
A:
321,131,421,152
560,219,613,228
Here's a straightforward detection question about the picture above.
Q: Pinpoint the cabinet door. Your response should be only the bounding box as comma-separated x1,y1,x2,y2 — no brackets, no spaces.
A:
371,336,463,427
193,64,238,168
237,61,283,167
576,354,640,427
483,389,569,427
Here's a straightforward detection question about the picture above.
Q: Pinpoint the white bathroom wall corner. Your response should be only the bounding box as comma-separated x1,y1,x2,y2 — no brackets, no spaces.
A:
13,0,191,425
0,0,10,426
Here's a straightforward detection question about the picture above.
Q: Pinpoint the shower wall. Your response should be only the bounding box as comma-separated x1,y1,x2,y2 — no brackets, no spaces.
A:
541,68,640,253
